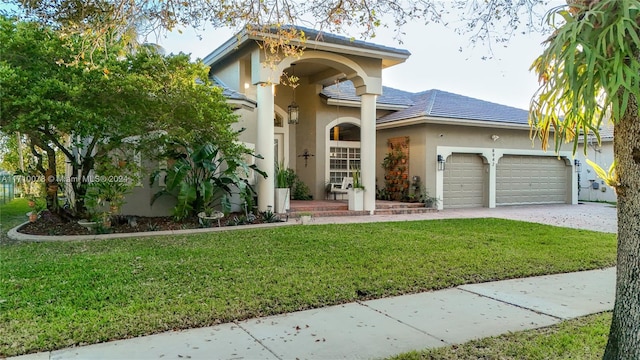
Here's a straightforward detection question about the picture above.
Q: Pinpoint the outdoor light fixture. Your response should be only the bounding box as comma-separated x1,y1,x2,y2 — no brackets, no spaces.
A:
288,64,300,125
437,154,445,171
574,159,581,173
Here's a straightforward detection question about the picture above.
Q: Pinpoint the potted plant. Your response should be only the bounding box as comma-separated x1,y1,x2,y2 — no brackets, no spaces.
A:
348,169,365,211
274,162,290,214
27,198,45,222
298,212,313,225
93,179,131,215
197,207,225,227
101,212,112,228
78,186,101,230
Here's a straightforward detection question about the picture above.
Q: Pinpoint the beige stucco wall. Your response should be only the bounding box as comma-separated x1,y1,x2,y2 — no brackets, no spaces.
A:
121,160,177,217
376,124,429,194
377,122,576,206
215,62,241,91
576,141,616,202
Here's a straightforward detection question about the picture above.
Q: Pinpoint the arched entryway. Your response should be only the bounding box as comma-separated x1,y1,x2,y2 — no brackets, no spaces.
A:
326,118,361,194
253,50,383,212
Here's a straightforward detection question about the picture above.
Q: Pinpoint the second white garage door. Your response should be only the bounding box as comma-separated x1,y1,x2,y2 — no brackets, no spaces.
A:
496,155,568,205
443,153,485,208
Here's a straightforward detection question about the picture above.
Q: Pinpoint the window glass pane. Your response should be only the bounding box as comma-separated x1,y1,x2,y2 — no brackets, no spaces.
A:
329,143,361,185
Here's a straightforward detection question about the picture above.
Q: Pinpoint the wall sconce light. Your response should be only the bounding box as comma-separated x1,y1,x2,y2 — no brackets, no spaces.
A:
574,159,581,173
437,154,445,171
491,134,500,142
287,64,299,125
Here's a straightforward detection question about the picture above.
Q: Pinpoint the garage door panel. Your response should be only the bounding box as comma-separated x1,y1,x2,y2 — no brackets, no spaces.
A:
444,153,485,208
497,155,567,205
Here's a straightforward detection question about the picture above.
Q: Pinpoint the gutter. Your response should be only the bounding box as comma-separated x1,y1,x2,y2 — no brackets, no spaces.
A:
376,116,533,131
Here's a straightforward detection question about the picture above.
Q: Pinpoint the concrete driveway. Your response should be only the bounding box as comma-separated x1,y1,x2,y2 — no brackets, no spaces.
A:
313,202,618,234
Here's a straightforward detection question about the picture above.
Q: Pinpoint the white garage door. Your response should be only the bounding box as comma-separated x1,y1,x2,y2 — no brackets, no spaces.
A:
497,155,568,205
443,153,485,208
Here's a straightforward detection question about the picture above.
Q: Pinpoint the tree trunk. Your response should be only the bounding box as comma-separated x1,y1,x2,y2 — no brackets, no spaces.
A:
29,135,60,213
603,93,640,359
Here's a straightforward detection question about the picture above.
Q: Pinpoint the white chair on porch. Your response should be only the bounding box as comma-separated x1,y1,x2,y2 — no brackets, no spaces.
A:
329,177,353,200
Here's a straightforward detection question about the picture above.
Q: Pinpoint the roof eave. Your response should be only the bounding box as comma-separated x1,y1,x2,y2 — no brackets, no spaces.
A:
228,98,257,111
377,116,533,130
325,97,410,111
202,31,251,66
300,37,410,66
203,28,410,68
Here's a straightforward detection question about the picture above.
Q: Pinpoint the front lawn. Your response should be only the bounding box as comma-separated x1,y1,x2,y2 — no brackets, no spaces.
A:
391,312,611,359
0,214,616,356
0,198,30,240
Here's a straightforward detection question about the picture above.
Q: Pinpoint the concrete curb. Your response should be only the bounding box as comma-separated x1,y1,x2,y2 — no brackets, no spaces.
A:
7,219,297,242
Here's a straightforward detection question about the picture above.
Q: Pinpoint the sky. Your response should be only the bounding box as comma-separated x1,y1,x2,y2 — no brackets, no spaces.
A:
0,0,556,110
155,6,557,111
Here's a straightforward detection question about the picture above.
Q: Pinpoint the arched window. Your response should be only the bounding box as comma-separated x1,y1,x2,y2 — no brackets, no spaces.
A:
328,123,361,185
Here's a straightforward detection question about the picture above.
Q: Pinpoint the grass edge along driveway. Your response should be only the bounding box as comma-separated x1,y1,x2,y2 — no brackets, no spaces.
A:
0,213,616,357
390,312,612,360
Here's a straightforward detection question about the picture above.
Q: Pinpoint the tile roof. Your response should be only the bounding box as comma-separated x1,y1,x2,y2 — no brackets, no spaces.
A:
211,76,256,106
584,120,614,142
377,89,530,125
203,25,410,68
282,25,411,58
599,123,614,140
320,80,415,107
322,81,530,126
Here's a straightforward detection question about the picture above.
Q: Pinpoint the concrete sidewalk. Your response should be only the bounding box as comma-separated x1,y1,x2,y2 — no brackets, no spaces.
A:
11,267,615,360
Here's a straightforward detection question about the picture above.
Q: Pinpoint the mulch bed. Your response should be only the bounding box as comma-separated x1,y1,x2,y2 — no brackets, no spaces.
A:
18,210,275,236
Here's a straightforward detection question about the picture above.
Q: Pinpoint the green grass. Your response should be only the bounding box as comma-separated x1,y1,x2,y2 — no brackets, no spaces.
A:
0,198,30,239
0,210,617,357
391,312,611,360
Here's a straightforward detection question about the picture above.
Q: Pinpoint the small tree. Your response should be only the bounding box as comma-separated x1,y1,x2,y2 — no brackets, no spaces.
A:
1,16,244,218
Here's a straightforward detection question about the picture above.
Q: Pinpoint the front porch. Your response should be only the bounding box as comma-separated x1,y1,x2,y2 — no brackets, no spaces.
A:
287,200,435,218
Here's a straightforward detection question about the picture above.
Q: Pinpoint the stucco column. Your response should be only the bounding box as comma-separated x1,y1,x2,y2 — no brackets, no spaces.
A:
488,149,501,209
571,159,579,205
256,84,275,212
360,93,377,214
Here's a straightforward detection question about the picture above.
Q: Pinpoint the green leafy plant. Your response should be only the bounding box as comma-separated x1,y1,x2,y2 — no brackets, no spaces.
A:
226,215,249,226
586,159,619,189
274,164,311,200
275,161,289,188
259,208,281,223
381,148,409,201
150,139,266,220
352,168,364,190
87,147,141,214
291,173,312,200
